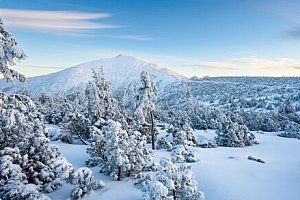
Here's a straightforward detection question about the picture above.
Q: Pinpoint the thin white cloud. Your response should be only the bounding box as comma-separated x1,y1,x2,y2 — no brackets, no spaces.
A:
0,9,112,20
182,62,237,70
0,8,121,34
182,56,300,71
231,56,300,70
0,9,155,40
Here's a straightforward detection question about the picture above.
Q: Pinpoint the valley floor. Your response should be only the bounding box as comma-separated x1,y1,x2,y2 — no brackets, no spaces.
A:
48,128,300,200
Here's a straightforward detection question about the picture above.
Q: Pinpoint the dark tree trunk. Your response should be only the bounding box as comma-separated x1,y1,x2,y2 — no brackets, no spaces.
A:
77,132,89,145
173,190,176,200
150,111,155,150
117,165,122,181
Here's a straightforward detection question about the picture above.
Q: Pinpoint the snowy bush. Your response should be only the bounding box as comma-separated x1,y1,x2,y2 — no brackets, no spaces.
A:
142,181,170,200
87,120,153,180
0,148,51,200
171,145,197,163
215,116,257,147
157,136,172,150
0,93,74,197
70,167,105,200
134,173,152,189
279,121,300,139
126,131,153,176
177,165,205,200
198,138,217,148
142,157,205,200
62,113,92,144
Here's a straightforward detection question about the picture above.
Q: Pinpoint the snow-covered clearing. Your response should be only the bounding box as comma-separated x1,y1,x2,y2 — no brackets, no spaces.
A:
192,131,300,200
48,126,300,200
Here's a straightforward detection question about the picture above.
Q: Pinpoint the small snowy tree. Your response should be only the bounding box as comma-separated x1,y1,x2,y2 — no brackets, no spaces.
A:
126,131,153,176
153,157,204,200
142,181,170,200
70,167,105,200
87,120,153,180
100,120,129,180
157,136,172,150
171,145,197,163
85,81,99,122
215,115,257,147
176,165,205,200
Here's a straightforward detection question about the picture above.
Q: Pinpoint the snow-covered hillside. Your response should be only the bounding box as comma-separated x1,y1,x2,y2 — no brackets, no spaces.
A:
0,54,185,96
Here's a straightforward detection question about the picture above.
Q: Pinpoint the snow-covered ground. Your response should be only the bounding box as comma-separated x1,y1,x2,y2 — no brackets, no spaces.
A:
192,131,300,200
48,126,300,200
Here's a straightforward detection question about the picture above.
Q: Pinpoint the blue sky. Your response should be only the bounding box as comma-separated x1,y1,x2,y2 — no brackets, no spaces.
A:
1,0,300,77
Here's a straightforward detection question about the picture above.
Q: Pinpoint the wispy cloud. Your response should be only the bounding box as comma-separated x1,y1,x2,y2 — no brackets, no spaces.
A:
231,56,300,70
182,56,300,71
0,8,120,34
0,9,155,40
182,62,237,70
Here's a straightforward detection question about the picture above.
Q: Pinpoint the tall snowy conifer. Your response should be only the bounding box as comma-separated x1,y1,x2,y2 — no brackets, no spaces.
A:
134,71,157,149
89,67,119,120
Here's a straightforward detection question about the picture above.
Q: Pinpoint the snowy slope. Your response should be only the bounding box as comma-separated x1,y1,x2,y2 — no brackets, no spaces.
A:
0,54,186,96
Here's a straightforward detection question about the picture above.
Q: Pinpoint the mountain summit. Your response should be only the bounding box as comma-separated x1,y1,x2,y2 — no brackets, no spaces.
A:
0,55,186,96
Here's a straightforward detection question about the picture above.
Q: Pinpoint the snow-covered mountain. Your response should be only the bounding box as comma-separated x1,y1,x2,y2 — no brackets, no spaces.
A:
0,54,186,96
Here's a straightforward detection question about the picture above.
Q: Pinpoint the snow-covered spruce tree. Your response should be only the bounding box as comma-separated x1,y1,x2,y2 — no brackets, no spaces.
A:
86,125,105,168
134,71,157,149
87,120,153,180
70,167,105,200
126,130,153,176
0,19,27,92
215,114,257,147
176,165,205,200
143,157,204,200
85,68,120,122
0,93,74,197
84,81,99,123
102,120,129,180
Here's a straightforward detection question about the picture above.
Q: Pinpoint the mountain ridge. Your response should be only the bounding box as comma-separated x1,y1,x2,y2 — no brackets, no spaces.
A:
0,55,186,96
